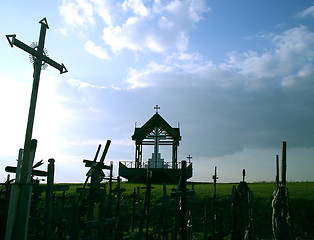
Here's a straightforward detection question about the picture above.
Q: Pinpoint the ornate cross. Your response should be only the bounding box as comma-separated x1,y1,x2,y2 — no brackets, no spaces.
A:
5,17,67,240
147,127,166,166
154,104,160,113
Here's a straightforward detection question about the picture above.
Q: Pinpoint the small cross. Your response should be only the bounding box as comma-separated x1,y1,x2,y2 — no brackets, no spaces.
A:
154,105,160,113
187,154,192,164
212,166,218,182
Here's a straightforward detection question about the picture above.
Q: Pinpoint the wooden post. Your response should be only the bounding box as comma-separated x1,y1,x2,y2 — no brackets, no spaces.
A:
45,158,55,240
115,176,123,240
231,185,239,240
179,161,187,240
272,141,291,240
6,139,37,240
138,168,154,239
212,166,218,235
5,149,23,240
155,183,174,240
145,170,153,239
281,141,287,186
203,203,209,240
276,155,279,187
131,187,137,232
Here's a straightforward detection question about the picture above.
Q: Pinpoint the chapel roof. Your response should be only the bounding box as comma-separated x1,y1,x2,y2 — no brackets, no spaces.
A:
132,112,181,143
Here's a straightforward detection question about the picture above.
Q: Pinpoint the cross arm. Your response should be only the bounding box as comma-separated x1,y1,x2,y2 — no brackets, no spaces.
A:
5,166,47,177
83,159,111,170
6,34,67,74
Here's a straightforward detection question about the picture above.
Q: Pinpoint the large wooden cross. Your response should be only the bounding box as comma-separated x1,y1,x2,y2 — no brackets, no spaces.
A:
5,17,67,240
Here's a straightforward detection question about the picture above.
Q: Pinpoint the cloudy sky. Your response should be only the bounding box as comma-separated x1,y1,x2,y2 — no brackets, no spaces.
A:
1,0,314,183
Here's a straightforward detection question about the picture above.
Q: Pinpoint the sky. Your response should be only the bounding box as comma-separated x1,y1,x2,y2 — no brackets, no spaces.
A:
0,0,314,183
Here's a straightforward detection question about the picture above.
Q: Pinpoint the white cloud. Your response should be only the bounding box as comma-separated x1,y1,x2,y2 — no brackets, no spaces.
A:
84,40,110,59
103,17,144,53
91,0,114,26
59,0,96,28
67,78,107,89
126,62,173,88
60,0,209,53
218,26,314,89
297,5,314,18
122,0,150,17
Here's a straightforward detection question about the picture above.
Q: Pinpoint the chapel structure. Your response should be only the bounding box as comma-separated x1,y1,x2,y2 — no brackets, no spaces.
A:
119,107,193,183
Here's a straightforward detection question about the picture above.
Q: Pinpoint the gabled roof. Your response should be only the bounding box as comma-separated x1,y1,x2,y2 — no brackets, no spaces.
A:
132,113,181,143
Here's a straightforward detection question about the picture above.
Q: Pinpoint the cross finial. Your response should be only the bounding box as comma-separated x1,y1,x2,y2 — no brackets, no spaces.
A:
154,105,160,113
187,154,192,163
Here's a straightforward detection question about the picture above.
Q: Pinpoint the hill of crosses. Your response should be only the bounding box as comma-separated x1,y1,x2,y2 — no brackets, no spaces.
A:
1,17,312,240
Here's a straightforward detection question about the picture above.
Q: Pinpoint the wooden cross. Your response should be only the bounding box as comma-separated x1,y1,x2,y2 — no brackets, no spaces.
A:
138,168,154,239
5,18,67,240
154,104,160,113
212,166,219,234
155,184,175,239
170,161,195,240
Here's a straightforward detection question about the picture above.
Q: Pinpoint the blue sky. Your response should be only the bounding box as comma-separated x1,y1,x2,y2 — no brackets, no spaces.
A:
1,0,314,183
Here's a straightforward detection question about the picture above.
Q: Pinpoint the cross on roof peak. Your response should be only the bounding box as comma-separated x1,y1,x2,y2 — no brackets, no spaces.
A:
154,104,160,113
187,154,192,163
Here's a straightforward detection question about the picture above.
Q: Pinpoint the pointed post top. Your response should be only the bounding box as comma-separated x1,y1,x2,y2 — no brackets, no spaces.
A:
60,63,68,74
39,17,49,29
6,35,16,48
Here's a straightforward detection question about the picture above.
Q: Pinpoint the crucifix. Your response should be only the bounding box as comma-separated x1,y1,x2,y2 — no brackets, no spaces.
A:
5,17,67,240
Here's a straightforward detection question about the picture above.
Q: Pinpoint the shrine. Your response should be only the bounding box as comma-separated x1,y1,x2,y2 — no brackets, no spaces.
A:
119,106,193,183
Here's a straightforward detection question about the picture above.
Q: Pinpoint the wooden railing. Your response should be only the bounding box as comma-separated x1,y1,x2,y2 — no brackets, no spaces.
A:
120,161,192,169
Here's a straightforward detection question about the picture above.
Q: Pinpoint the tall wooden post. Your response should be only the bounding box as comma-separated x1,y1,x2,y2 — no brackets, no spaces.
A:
281,141,287,186
212,166,218,235
275,155,279,187
45,158,55,240
172,143,178,169
180,161,187,240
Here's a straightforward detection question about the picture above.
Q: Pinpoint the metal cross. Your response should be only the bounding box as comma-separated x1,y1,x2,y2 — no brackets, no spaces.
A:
187,154,192,164
154,104,160,113
5,17,67,240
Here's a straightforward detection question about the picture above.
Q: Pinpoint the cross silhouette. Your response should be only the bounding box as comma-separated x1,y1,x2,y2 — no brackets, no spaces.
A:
154,104,160,113
187,154,192,163
5,17,67,240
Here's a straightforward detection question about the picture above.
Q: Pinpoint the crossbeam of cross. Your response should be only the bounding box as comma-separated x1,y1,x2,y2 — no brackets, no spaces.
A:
6,19,67,74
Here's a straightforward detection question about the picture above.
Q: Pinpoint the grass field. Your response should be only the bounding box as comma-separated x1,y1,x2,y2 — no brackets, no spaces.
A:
62,181,314,239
